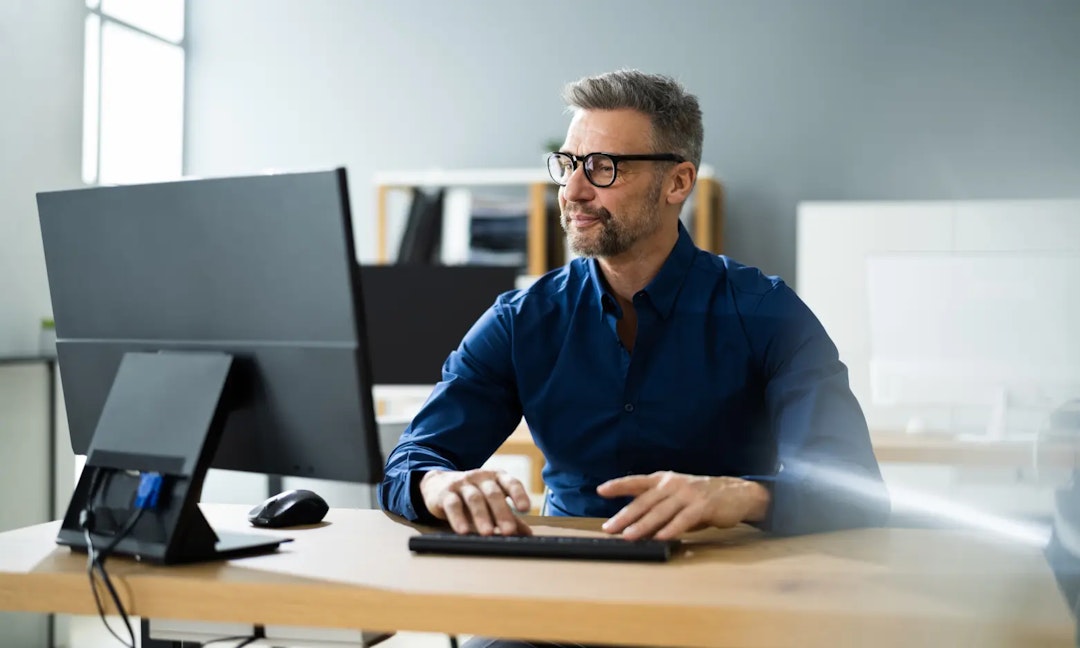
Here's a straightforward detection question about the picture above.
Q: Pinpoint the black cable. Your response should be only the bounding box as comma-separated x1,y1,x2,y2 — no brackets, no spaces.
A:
81,468,144,648
81,469,130,647
97,506,144,557
85,511,143,647
82,531,114,643
81,470,249,648
91,508,143,645
84,526,136,648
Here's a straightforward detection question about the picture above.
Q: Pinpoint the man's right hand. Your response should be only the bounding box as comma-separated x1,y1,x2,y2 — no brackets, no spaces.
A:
419,469,533,536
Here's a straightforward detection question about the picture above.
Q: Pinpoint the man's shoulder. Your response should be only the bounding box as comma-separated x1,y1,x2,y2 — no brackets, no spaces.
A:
693,253,785,298
497,259,589,313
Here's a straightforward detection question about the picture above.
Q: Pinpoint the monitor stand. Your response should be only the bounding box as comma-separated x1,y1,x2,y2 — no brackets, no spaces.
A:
56,351,289,564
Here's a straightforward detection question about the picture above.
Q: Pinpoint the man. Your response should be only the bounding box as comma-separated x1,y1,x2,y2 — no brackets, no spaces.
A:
378,69,889,542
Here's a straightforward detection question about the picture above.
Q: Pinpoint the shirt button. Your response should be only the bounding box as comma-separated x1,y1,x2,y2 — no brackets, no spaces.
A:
624,403,634,412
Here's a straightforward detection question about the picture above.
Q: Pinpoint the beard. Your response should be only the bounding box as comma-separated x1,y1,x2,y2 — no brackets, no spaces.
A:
561,174,665,258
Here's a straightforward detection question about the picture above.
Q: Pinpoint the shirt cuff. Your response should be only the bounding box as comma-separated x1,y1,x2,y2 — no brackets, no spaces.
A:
408,469,443,525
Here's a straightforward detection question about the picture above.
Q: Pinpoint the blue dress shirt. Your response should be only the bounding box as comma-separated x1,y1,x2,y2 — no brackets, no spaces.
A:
378,223,889,535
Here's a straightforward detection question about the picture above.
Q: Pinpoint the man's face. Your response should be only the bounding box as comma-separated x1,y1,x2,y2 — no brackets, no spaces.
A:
558,109,667,259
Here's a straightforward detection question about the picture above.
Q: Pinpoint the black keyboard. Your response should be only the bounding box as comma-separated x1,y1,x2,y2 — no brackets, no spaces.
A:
408,532,680,562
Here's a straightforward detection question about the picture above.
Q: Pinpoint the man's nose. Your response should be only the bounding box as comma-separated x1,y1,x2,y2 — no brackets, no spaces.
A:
561,163,596,204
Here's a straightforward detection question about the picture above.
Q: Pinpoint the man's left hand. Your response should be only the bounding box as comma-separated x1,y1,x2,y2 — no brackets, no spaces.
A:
596,472,771,541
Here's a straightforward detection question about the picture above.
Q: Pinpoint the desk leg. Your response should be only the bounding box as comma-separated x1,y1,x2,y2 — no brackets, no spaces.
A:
47,359,56,519
46,360,57,648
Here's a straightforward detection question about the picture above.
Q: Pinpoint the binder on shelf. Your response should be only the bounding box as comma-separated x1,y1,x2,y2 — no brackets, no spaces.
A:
397,188,444,265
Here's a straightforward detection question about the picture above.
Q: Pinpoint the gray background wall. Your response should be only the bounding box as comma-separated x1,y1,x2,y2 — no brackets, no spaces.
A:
185,0,1080,285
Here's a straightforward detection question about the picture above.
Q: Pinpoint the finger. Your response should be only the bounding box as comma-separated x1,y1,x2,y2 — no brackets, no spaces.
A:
480,479,519,535
596,474,656,498
440,493,472,535
459,483,495,535
622,496,685,541
654,501,706,541
496,473,533,512
602,487,668,534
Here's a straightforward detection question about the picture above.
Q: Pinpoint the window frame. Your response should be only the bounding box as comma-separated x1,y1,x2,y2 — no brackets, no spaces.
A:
83,1,187,185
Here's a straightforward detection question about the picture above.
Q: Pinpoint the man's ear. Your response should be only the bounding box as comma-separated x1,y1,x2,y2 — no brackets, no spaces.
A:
665,162,697,205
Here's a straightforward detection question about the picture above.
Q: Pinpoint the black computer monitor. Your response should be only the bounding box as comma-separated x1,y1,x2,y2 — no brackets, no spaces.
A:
360,264,520,385
36,168,381,564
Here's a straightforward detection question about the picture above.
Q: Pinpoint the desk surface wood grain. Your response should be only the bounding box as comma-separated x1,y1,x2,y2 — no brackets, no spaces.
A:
0,505,1073,647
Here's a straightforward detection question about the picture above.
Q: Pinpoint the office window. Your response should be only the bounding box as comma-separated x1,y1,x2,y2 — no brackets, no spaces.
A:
82,0,185,185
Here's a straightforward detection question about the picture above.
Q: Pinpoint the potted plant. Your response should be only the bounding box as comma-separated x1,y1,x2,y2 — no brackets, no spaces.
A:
40,317,56,357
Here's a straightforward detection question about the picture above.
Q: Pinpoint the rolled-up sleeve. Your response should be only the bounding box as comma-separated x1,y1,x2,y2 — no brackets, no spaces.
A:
746,283,890,535
377,296,523,521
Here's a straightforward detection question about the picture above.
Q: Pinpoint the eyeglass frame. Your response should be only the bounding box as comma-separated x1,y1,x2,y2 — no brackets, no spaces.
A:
546,151,686,188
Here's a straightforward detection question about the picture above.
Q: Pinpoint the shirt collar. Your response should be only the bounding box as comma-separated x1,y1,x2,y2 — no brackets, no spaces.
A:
587,258,616,320
587,221,697,320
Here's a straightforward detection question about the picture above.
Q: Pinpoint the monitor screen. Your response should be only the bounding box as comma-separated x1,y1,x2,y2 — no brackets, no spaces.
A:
359,264,519,385
37,168,382,484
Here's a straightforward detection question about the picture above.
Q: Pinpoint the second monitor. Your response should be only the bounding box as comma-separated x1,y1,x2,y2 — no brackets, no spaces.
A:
360,265,520,385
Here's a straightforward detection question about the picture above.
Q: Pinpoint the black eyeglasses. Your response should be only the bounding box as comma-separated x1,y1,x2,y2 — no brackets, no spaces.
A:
547,152,685,188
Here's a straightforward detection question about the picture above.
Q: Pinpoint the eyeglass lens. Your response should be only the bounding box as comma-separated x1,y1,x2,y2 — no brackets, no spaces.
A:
548,153,617,187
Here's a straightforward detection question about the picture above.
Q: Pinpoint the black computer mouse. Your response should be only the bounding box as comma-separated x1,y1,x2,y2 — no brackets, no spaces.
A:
248,489,329,528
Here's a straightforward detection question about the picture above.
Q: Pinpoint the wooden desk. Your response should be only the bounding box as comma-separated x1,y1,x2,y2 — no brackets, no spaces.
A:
870,432,1078,468
0,505,1073,647
497,426,1080,495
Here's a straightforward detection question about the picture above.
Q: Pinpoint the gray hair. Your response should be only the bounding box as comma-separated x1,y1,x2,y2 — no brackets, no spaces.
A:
562,69,703,170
